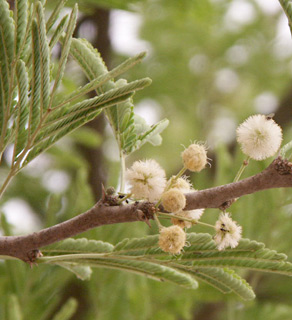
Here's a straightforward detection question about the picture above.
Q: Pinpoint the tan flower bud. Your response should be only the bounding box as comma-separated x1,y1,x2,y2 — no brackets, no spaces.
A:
181,143,207,172
161,188,186,213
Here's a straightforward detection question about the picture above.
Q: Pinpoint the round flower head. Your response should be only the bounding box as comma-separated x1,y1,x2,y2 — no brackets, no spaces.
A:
161,188,186,213
126,159,166,202
171,208,204,228
181,143,207,172
214,212,242,251
236,114,282,160
171,176,192,191
159,225,186,254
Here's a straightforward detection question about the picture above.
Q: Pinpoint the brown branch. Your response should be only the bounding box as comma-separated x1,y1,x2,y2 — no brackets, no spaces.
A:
184,157,292,210
0,157,291,263
0,201,156,262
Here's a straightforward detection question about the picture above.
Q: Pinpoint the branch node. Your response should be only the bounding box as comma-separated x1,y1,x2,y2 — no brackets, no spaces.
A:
26,249,43,266
273,156,292,175
101,184,119,206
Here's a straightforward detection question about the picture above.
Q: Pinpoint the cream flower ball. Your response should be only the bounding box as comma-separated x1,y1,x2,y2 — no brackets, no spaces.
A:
236,114,282,160
159,225,186,254
181,143,207,172
214,212,242,251
161,188,186,213
126,159,166,201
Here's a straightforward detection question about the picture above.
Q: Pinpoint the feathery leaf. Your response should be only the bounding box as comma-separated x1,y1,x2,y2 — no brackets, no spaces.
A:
14,0,28,57
0,0,15,133
36,2,50,114
49,14,69,50
39,233,292,299
46,0,68,33
29,19,41,135
14,59,29,160
50,4,77,104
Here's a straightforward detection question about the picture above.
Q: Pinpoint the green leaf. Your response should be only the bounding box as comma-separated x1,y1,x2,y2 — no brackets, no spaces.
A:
0,0,15,132
279,0,292,35
51,298,77,320
26,93,133,163
29,19,41,135
39,233,292,299
14,0,28,57
7,294,23,320
280,140,292,158
50,4,77,103
69,38,153,155
36,1,50,114
67,258,199,290
14,59,29,160
131,116,169,152
46,0,68,33
70,38,110,83
56,51,147,109
48,14,69,50
191,267,255,300
0,0,15,66
42,237,114,255
57,263,92,280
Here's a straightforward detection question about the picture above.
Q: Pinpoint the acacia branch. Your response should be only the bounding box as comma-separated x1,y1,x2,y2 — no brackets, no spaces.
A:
0,157,291,263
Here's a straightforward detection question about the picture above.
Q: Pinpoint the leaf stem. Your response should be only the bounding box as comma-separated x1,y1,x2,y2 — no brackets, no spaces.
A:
153,213,163,230
119,151,126,193
233,157,250,182
157,212,215,229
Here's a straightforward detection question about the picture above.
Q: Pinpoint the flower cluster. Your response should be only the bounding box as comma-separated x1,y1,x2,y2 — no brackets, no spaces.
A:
125,114,283,254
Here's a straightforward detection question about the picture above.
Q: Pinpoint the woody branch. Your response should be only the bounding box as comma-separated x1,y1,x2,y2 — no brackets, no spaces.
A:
0,156,291,262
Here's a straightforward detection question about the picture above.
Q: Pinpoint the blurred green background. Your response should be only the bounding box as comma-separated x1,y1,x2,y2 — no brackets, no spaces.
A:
1,0,292,319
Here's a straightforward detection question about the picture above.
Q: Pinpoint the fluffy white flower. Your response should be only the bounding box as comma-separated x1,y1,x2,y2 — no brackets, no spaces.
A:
126,159,166,201
214,212,242,251
236,114,282,160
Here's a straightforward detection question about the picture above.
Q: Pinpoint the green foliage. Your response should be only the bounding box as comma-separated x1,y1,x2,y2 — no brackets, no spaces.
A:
6,294,23,320
69,37,168,155
0,0,154,198
51,298,77,320
40,233,292,301
279,0,292,34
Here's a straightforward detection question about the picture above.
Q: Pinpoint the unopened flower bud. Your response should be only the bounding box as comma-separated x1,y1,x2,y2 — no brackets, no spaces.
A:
181,143,207,172
161,188,186,213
